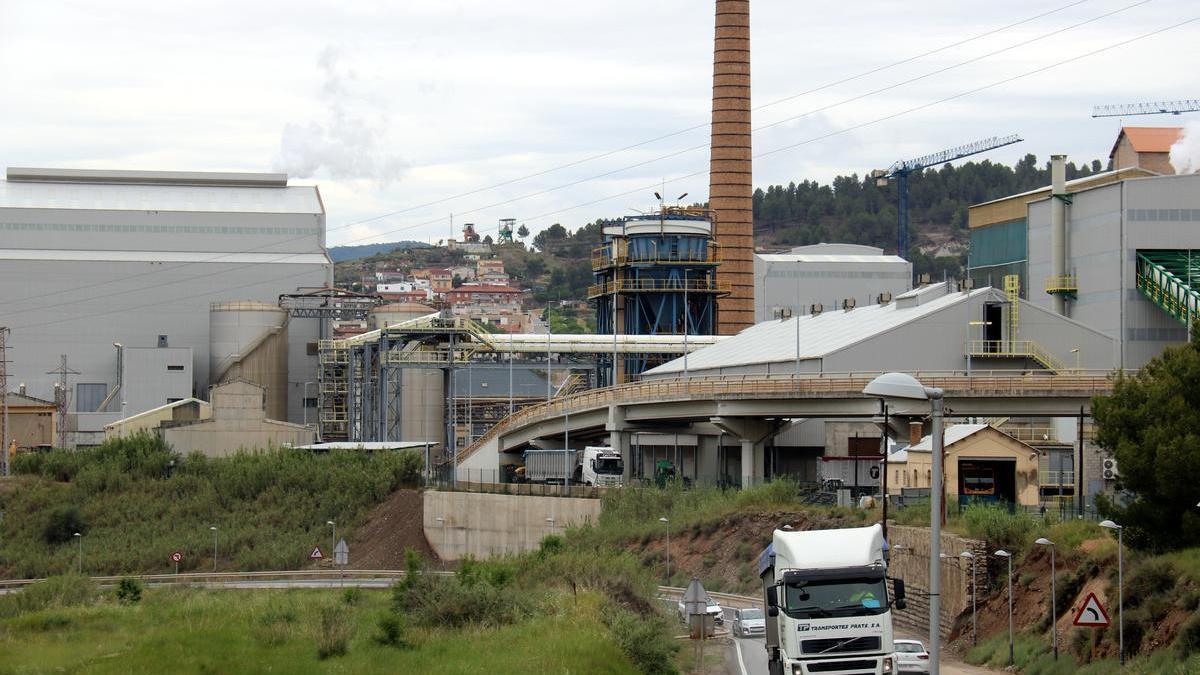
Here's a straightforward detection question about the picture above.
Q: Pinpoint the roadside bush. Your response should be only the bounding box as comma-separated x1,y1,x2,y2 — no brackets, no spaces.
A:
1126,559,1176,608
314,602,351,659
42,506,86,545
374,612,411,649
255,600,298,646
0,574,97,618
1176,611,1200,656
116,577,143,605
341,587,363,606
961,503,1036,553
603,605,679,675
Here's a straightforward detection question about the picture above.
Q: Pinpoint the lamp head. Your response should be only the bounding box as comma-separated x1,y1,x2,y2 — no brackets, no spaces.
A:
1035,537,1054,546
1098,520,1122,530
862,372,930,401
659,517,669,523
959,551,974,559
327,520,335,525
994,549,1011,558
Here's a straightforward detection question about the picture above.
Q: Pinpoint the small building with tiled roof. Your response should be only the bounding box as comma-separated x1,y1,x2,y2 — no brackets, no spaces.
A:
1109,126,1183,175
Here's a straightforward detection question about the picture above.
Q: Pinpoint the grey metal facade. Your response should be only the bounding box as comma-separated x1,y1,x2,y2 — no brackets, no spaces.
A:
753,244,912,323
0,170,331,429
1026,173,1200,369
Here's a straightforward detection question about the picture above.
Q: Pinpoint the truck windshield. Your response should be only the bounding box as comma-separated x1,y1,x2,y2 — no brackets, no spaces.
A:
595,457,624,474
783,577,889,619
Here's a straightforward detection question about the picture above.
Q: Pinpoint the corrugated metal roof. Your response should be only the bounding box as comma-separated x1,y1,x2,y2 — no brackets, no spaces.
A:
0,249,329,264
0,179,323,214
756,253,909,264
970,167,1154,209
645,286,993,375
907,424,990,452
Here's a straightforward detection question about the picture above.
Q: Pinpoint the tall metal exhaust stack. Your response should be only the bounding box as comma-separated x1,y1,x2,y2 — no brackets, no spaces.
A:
1050,154,1067,315
710,0,754,335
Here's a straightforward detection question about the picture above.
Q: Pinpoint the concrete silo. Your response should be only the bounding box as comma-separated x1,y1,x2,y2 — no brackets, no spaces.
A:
209,301,289,421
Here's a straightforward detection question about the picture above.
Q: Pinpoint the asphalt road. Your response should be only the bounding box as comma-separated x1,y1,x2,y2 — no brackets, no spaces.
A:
719,606,997,675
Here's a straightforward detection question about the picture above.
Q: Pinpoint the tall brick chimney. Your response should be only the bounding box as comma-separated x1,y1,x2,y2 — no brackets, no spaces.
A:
710,0,754,335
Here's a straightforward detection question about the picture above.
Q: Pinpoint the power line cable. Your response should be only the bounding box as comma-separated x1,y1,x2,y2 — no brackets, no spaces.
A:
7,13,1193,332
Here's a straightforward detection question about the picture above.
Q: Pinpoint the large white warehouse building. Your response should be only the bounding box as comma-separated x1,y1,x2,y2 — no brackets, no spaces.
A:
0,167,331,444
753,243,912,323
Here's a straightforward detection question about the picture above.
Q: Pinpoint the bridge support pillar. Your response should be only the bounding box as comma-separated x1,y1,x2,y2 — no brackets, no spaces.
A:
606,405,632,482
697,435,720,484
711,416,786,490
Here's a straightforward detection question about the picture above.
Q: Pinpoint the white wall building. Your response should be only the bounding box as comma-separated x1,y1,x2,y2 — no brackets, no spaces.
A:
753,243,912,323
0,167,331,440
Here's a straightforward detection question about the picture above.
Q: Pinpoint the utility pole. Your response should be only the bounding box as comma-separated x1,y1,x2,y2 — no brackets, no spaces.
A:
47,355,80,449
1,327,10,476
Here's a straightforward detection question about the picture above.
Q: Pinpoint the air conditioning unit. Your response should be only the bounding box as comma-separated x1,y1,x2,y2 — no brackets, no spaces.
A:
772,307,793,320
810,303,824,316
877,292,893,305
1103,458,1120,480
842,298,857,311
960,278,975,291
917,273,932,285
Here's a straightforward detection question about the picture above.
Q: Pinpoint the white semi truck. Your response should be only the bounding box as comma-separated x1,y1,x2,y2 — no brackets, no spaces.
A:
759,523,905,675
580,446,624,486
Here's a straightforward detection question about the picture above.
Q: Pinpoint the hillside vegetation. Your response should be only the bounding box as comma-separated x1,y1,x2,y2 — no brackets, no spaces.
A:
0,434,422,578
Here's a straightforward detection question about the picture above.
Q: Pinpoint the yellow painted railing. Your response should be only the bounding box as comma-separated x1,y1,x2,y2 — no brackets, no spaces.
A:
1045,274,1078,294
966,340,1067,373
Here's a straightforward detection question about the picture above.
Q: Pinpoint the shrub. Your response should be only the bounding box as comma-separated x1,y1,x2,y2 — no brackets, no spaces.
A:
538,535,564,558
42,506,86,545
116,577,143,605
0,574,97,618
314,602,351,659
374,612,410,649
1177,611,1200,656
961,503,1036,553
603,606,679,675
256,601,298,646
341,587,363,606
1126,559,1176,609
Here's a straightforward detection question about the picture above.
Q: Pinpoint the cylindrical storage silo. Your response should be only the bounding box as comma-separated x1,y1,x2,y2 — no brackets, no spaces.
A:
209,301,289,421
401,368,445,445
370,302,435,329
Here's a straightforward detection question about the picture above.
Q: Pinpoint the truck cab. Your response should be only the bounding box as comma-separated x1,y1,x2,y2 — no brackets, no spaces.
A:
580,446,624,487
760,524,904,675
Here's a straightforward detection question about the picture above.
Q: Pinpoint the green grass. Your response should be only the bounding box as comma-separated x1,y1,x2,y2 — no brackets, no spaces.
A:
0,586,640,674
0,434,423,578
964,632,1200,674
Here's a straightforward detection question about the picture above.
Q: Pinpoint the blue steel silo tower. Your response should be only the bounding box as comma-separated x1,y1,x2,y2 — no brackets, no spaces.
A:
591,207,726,385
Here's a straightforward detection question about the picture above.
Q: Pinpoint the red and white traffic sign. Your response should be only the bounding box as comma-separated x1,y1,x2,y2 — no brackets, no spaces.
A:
170,551,183,563
1073,592,1111,627
309,546,324,560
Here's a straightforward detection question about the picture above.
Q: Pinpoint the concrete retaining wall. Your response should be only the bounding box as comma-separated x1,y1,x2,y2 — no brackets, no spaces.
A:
887,525,988,639
423,491,602,561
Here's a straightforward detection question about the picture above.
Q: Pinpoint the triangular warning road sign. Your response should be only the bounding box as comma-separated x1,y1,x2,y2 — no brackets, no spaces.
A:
1073,591,1111,627
309,546,324,560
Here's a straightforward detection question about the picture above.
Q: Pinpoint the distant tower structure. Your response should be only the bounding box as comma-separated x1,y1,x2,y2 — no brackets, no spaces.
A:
591,207,725,385
46,354,79,449
710,0,754,335
461,223,480,243
498,218,516,244
0,327,9,475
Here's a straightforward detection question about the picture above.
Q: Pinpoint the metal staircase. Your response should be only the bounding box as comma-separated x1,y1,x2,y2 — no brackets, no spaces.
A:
1136,250,1200,327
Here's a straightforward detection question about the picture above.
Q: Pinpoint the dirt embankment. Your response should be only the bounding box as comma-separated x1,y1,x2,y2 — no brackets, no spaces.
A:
625,510,866,595
335,489,439,569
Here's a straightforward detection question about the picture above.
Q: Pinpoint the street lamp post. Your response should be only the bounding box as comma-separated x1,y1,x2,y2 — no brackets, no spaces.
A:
1099,520,1124,665
210,526,218,572
327,520,336,561
659,516,670,585
1035,537,1058,659
995,550,1014,667
863,372,945,675
960,551,977,646
73,532,82,575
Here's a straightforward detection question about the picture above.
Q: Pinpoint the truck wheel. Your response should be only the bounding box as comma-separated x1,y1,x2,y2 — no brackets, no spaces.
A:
767,657,784,675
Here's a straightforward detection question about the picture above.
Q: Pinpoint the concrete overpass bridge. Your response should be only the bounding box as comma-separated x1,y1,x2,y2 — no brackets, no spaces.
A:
454,370,1117,486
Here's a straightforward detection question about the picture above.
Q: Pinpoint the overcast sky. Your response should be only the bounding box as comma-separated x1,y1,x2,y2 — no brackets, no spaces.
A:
1,0,1196,247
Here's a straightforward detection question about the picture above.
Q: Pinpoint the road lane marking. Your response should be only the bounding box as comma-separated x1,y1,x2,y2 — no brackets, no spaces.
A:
735,638,750,675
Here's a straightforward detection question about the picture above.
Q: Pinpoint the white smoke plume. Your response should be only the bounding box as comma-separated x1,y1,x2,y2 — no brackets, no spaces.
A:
1169,119,1200,175
274,46,407,183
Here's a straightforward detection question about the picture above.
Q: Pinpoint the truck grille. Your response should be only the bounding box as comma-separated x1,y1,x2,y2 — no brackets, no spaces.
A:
804,659,877,673
801,636,881,654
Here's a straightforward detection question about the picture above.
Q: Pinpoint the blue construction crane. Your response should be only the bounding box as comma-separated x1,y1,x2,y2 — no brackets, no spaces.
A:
1092,99,1200,117
875,134,1023,258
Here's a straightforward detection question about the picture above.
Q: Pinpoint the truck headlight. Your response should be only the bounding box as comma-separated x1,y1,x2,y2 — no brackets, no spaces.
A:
882,656,894,673
792,666,804,675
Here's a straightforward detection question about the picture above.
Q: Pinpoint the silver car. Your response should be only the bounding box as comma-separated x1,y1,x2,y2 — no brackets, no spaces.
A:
893,639,930,674
732,607,766,638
